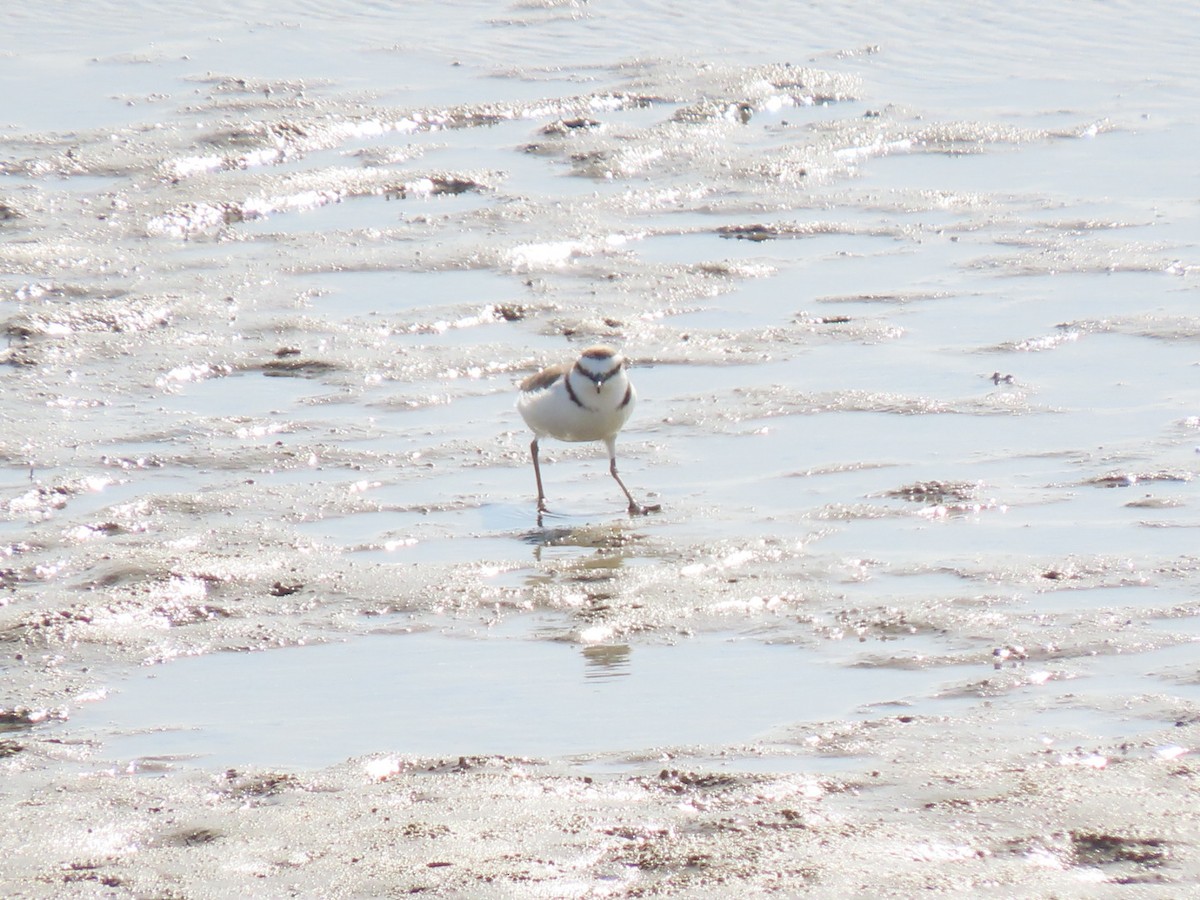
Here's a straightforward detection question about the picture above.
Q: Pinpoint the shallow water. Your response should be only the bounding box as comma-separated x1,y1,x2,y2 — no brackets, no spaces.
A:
3,0,1200,777
70,619,1200,772
74,623,977,767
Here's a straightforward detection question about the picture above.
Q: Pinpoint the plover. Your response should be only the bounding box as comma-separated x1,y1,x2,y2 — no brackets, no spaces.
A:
517,345,656,516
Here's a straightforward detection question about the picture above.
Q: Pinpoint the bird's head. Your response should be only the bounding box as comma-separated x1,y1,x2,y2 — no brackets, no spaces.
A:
575,345,626,393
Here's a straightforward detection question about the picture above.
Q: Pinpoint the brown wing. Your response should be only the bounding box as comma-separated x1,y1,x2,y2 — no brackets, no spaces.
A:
520,363,566,393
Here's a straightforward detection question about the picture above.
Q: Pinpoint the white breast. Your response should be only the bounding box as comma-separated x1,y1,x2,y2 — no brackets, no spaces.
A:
518,365,635,443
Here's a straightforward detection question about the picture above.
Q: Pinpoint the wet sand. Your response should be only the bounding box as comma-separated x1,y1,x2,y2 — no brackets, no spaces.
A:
4,1,1200,895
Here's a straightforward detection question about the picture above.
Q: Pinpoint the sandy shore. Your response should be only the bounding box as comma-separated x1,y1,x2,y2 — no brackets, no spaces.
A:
6,701,1200,895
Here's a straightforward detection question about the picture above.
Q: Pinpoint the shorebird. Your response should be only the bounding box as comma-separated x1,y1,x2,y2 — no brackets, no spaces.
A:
517,345,657,516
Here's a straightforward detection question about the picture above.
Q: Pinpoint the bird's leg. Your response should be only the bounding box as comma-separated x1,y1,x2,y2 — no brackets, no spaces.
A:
530,438,548,514
605,437,660,516
609,456,641,514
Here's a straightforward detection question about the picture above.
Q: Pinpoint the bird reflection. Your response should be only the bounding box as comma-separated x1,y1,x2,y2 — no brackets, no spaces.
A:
582,644,631,681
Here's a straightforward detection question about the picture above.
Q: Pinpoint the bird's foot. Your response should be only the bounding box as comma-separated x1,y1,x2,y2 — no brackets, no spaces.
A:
628,502,663,516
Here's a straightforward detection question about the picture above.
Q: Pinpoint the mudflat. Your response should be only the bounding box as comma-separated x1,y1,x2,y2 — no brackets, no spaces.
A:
3,1,1200,895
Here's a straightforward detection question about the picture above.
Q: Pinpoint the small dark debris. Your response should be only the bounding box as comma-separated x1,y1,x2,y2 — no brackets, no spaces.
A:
993,645,1028,669
991,371,1014,385
0,346,38,367
570,149,611,170
1091,475,1138,488
0,706,66,729
401,822,451,838
540,117,601,135
716,224,777,242
269,121,309,141
386,176,485,200
653,769,740,792
260,358,338,377
61,864,123,888
5,322,39,340
1071,832,1170,868
221,203,246,225
493,304,526,322
429,176,483,196
1087,471,1191,489
885,480,977,504
220,769,298,798
269,581,304,597
158,826,222,847
274,346,302,358
187,604,232,622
